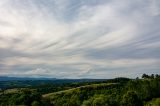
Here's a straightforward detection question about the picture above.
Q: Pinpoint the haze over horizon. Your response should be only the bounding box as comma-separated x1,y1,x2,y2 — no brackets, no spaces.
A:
0,0,160,79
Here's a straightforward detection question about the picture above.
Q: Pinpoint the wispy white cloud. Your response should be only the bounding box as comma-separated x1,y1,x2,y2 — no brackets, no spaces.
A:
0,0,160,78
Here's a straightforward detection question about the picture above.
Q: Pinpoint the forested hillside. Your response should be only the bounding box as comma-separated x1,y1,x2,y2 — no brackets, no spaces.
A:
0,74,160,106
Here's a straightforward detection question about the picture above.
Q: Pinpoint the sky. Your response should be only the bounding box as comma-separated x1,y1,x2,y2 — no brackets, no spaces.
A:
0,0,160,79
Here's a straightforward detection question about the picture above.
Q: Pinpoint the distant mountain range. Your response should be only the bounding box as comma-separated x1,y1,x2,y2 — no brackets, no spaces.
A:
0,76,108,81
0,76,57,81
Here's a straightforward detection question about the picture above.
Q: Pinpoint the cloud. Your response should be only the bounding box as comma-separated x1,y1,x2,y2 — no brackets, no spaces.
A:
0,0,160,78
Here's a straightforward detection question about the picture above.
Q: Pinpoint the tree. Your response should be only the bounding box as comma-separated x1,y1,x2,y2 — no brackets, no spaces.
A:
92,95,106,106
155,74,160,79
155,98,160,106
142,74,150,79
121,91,143,106
151,74,154,79
82,100,92,106
31,101,40,106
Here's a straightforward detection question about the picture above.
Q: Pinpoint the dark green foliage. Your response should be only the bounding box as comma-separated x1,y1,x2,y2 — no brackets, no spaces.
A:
0,89,42,106
31,101,41,106
145,98,160,106
142,74,150,79
142,74,160,79
0,74,160,106
43,74,160,106
121,91,143,106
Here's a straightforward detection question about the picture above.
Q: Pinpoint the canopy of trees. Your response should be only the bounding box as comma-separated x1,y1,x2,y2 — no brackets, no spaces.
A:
0,74,160,106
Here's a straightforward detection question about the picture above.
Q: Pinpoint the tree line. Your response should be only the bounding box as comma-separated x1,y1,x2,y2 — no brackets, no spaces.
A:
0,74,160,106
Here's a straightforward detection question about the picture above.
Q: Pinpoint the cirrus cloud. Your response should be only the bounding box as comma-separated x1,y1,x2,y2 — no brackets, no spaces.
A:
0,0,160,78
